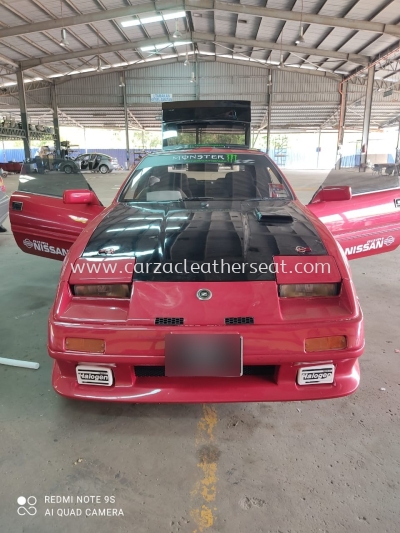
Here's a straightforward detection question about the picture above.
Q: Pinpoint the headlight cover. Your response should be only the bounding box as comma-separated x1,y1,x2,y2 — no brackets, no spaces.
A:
73,284,131,298
279,283,340,298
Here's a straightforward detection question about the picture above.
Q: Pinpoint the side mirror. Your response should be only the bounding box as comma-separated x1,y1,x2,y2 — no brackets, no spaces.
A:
63,189,98,205
311,186,352,203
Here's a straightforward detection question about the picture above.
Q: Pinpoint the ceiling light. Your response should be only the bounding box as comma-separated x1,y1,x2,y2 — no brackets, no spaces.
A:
141,41,191,52
60,28,69,47
295,24,305,44
120,11,185,28
119,76,125,87
184,52,190,66
163,11,186,21
173,21,182,39
120,17,141,27
190,71,196,83
141,43,172,52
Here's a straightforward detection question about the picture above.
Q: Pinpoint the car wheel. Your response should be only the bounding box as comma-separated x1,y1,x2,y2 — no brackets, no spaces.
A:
64,165,73,174
99,164,109,174
0,225,7,232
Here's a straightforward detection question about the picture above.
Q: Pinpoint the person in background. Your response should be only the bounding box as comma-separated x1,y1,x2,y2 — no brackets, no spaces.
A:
130,154,143,170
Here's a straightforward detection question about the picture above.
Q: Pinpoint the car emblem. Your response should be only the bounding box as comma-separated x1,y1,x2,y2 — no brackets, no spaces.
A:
384,236,395,246
98,246,119,255
296,246,312,254
197,288,212,301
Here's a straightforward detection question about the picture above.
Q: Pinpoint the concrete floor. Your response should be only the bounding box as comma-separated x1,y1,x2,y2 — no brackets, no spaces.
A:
0,170,399,533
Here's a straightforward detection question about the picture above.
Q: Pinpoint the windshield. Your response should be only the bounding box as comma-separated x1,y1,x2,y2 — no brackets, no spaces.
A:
119,153,293,203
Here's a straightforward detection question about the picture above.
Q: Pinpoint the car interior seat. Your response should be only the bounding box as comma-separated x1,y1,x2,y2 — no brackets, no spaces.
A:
224,171,258,199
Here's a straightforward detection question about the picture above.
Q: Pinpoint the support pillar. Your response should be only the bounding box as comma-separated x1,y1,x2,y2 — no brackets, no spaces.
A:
266,69,272,156
335,80,347,169
122,72,130,170
51,83,61,155
16,70,30,160
360,66,375,168
195,55,199,100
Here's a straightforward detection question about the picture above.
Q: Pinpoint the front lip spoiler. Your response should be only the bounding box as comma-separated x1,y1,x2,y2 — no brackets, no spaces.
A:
52,358,361,403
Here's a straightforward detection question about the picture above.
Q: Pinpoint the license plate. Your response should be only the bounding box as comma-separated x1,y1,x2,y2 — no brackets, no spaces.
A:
76,365,113,386
297,364,335,385
165,334,243,377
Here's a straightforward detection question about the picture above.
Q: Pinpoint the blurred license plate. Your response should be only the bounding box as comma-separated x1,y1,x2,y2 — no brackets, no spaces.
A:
165,334,243,377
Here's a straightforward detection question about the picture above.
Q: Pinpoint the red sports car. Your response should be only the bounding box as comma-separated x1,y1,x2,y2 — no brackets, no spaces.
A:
9,101,400,403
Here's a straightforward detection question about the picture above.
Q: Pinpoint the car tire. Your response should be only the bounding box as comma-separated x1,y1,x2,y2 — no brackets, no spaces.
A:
99,164,109,174
0,225,7,232
64,165,73,174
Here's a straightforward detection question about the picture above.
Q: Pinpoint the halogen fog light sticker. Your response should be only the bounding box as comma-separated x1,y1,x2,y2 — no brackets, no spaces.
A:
297,364,335,385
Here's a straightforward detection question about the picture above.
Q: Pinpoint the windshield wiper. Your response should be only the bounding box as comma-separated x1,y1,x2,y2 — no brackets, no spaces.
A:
243,197,272,201
184,197,215,201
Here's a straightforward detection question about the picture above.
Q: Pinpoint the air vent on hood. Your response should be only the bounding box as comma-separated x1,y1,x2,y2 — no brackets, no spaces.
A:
255,208,293,224
225,317,254,325
155,317,184,326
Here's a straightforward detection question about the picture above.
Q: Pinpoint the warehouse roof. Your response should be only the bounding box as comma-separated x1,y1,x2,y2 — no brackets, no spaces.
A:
0,0,399,131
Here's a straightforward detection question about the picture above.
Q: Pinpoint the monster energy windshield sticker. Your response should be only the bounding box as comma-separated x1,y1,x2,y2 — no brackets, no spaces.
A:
171,154,239,163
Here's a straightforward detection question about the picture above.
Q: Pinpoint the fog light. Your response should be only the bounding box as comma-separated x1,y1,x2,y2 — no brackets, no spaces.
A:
65,338,105,353
305,336,347,352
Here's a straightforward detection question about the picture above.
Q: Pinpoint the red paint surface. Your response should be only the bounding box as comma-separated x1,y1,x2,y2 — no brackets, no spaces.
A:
308,188,400,260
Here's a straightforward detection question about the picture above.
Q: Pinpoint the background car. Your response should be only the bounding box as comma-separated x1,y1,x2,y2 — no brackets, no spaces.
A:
58,153,118,174
0,175,9,231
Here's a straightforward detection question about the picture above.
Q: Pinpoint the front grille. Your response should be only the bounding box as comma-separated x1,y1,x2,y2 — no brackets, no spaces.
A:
225,317,254,325
243,365,275,377
155,317,184,326
134,365,276,378
135,366,165,377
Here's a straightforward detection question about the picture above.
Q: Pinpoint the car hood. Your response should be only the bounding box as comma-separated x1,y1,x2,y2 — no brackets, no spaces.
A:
82,200,327,281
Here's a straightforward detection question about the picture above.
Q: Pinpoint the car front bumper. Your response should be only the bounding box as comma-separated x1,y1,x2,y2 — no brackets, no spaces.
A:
52,356,360,403
48,319,364,403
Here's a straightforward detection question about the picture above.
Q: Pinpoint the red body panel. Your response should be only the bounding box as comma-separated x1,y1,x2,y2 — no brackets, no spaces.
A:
9,192,104,260
48,245,363,402
308,188,400,260
11,148,398,402
52,360,360,403
49,281,363,402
